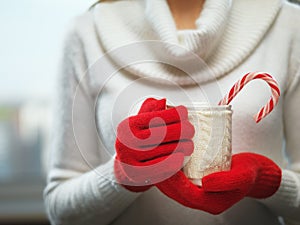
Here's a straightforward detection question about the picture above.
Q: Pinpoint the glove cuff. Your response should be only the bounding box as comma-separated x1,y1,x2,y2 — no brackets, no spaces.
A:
114,157,151,192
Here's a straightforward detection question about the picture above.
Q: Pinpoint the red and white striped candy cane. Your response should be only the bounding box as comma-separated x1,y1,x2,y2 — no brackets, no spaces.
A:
218,72,280,123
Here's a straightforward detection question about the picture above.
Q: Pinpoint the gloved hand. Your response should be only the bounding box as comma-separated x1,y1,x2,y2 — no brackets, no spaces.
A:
114,98,195,192
156,152,281,214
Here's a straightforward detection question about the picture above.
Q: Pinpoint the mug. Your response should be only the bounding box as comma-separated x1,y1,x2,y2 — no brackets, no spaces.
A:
182,103,233,186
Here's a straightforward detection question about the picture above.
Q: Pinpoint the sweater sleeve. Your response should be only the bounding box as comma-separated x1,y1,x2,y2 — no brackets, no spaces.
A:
43,24,139,225
260,66,300,223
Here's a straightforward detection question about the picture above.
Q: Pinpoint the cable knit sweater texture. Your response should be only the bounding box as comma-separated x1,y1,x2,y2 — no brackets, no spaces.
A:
44,0,300,224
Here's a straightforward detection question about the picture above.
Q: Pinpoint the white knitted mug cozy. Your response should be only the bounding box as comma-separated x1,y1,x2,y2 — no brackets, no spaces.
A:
183,103,232,186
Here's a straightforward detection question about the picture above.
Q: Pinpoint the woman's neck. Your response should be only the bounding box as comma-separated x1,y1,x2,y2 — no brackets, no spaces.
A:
167,0,205,30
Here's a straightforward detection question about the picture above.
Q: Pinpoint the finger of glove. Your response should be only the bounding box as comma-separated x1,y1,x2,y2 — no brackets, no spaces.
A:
128,105,188,129
117,118,194,148
117,106,191,148
201,154,256,192
121,152,185,185
132,120,195,147
138,98,166,114
116,139,194,162
202,160,256,193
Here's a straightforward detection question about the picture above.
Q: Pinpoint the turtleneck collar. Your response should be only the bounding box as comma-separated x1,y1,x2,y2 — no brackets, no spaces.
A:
92,0,282,85
145,0,231,59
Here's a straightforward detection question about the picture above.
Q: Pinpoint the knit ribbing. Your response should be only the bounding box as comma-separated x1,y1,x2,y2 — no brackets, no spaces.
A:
45,159,139,225
178,0,231,59
206,0,283,78
144,0,231,59
95,157,140,212
261,169,300,210
93,0,282,85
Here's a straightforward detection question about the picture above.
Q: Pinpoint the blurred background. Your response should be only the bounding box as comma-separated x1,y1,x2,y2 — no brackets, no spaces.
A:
0,0,95,224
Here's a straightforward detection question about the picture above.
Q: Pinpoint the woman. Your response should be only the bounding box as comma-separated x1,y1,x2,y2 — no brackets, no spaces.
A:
44,0,300,224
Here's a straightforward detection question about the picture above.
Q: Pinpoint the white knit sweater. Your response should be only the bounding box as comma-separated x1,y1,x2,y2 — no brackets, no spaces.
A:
44,0,300,224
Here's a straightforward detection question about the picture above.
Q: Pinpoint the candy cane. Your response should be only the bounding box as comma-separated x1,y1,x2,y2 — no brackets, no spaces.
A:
219,72,280,123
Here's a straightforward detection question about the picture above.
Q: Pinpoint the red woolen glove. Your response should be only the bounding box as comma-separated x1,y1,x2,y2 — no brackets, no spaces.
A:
156,152,281,214
114,98,195,192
